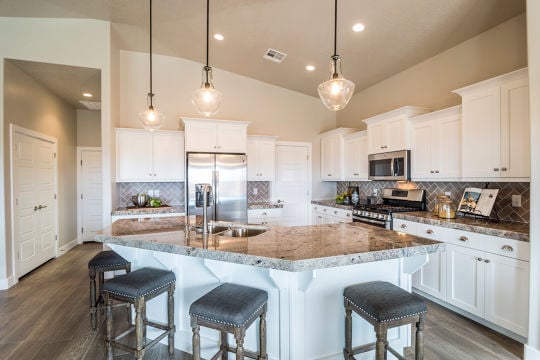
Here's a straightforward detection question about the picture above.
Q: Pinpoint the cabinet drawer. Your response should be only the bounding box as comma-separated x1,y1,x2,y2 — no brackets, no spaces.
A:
393,219,417,235
328,208,352,220
416,223,446,241
483,236,529,261
248,208,282,218
446,228,485,251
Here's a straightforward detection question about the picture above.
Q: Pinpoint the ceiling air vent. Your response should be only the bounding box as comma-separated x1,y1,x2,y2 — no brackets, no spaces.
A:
80,101,101,110
263,48,287,63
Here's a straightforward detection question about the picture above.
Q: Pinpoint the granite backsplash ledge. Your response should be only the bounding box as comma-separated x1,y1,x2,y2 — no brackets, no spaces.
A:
337,181,530,224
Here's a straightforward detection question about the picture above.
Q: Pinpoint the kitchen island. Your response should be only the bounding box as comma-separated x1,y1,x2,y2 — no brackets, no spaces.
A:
96,216,443,360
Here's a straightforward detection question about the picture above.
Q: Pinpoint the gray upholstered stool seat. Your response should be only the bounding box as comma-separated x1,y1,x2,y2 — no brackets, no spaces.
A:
88,250,131,330
103,267,176,360
343,281,427,360
190,283,268,360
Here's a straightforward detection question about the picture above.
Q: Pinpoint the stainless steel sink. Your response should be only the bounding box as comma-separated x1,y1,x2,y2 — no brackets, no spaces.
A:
194,225,230,234
218,227,267,238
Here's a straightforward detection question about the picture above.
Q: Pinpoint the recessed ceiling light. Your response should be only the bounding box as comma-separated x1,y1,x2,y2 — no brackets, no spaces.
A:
213,33,224,41
352,23,365,32
306,65,315,71
82,93,93,97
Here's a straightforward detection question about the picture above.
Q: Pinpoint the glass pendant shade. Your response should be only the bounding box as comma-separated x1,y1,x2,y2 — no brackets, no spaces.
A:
318,56,355,111
138,105,165,131
192,67,222,117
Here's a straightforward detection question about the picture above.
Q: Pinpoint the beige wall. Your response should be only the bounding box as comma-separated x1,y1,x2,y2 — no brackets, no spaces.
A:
526,1,540,358
338,14,528,128
77,109,101,147
119,50,336,199
4,60,78,249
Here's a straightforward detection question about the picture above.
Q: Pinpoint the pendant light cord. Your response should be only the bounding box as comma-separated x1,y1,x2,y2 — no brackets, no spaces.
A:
204,0,210,85
333,0,337,57
149,0,154,107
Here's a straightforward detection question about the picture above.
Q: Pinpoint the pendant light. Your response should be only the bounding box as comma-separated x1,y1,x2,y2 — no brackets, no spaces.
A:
192,0,222,117
139,0,165,131
318,0,355,111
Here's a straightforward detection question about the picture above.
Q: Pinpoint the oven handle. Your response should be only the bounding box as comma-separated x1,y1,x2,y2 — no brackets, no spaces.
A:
353,217,387,226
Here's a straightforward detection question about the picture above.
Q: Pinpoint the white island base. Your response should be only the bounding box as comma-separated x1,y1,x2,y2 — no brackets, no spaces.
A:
107,244,428,360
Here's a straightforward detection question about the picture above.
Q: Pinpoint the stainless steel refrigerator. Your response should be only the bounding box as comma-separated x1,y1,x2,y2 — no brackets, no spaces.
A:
186,153,247,223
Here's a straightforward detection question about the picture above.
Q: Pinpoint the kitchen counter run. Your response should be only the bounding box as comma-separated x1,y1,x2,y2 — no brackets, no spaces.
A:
96,216,443,272
393,211,529,242
111,205,184,216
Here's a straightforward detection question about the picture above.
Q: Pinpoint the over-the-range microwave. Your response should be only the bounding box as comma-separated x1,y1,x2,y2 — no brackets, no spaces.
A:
368,150,410,181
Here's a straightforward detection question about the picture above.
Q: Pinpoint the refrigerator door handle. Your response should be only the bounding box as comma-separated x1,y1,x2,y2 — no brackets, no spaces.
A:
213,170,219,206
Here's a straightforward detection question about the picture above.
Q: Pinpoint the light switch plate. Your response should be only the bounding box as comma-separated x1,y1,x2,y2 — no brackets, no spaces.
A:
512,195,522,207
148,190,154,197
154,190,160,197
253,188,258,195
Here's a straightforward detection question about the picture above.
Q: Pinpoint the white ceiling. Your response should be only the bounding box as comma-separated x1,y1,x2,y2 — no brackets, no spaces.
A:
0,0,526,104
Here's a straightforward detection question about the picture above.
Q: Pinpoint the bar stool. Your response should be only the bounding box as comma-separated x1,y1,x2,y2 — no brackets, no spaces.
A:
88,250,131,330
343,281,427,360
190,283,268,360
103,267,176,360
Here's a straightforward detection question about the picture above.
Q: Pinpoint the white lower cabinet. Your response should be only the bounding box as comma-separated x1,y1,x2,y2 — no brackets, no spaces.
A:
311,204,352,225
394,218,529,337
248,208,282,226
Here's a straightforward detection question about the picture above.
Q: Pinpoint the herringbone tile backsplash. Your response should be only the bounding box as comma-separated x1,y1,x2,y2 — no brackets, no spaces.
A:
248,181,271,203
337,181,530,223
119,182,184,206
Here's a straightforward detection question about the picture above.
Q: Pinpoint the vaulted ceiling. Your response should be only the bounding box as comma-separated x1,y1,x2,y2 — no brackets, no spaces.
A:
0,0,526,101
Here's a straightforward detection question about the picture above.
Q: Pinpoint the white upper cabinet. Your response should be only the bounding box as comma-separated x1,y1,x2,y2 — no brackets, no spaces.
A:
247,135,277,181
410,106,461,180
453,68,529,180
343,131,368,180
182,118,249,153
116,128,184,182
363,106,431,154
320,128,358,181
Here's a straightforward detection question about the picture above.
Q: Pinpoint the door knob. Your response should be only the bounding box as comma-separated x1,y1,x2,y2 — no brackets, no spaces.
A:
277,199,284,204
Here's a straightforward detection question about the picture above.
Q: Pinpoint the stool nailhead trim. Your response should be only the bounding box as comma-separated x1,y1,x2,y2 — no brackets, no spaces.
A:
344,296,427,323
105,279,176,299
190,302,266,327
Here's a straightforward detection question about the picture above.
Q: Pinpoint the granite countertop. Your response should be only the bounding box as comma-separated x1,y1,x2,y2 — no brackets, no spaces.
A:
248,202,284,210
393,211,529,242
112,205,185,216
96,215,443,272
311,199,354,210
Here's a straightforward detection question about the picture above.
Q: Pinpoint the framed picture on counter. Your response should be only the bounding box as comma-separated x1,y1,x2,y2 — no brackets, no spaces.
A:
458,187,499,217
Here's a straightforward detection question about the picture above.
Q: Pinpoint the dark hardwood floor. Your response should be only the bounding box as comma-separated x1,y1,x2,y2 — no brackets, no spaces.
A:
0,243,524,359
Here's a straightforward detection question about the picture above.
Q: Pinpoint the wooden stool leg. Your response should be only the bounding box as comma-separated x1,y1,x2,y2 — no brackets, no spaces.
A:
234,327,246,360
375,323,388,360
89,270,97,330
191,317,201,360
135,297,145,360
220,331,228,360
105,292,113,360
344,300,353,359
416,313,426,360
168,284,175,355
259,310,267,360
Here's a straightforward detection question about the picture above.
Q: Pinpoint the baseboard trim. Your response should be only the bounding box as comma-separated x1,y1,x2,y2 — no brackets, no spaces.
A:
525,344,540,360
58,239,78,256
0,275,17,290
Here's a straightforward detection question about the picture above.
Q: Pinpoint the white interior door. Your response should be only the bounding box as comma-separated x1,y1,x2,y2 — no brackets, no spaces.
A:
274,143,311,226
79,149,103,242
12,127,58,277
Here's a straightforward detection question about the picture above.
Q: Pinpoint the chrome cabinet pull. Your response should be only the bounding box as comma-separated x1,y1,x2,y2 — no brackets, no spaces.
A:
501,167,507,171
334,211,338,214
493,167,499,171
346,213,351,217
459,236,469,242
477,257,483,261
435,170,439,173
426,229,434,235
34,206,39,211
400,224,407,229
501,245,514,252
262,212,267,216
430,170,434,173
484,259,490,263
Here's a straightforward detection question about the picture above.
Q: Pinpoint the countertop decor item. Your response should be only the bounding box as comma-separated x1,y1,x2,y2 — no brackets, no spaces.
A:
192,0,222,117
138,0,165,131
318,0,355,111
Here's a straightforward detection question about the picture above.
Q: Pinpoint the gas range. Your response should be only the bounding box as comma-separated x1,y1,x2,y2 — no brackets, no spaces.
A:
352,189,426,229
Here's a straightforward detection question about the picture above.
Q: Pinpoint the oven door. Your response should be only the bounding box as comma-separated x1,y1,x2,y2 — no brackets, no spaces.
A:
352,215,390,229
